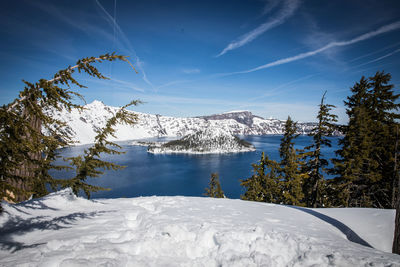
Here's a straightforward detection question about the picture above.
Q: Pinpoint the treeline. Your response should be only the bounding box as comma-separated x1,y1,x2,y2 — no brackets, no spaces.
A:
239,71,399,209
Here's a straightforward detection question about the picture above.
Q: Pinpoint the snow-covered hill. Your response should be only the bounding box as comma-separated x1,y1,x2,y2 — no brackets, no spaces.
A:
147,128,256,154
0,189,398,266
46,100,317,145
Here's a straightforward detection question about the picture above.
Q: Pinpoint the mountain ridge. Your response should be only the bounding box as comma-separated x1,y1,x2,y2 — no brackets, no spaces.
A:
46,100,318,145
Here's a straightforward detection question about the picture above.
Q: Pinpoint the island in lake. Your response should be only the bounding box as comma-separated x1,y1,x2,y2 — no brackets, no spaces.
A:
132,129,256,154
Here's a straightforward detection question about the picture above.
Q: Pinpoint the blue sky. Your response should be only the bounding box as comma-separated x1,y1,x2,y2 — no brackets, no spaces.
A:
1,0,400,123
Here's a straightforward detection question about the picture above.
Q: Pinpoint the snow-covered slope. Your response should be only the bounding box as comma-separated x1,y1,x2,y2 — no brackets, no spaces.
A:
0,189,398,266
147,128,256,154
46,101,316,145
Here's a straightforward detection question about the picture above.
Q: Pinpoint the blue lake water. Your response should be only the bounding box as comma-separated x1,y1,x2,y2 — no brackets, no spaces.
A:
52,135,340,199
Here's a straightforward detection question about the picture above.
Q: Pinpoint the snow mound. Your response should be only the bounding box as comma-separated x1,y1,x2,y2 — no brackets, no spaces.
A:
148,128,256,154
0,191,399,266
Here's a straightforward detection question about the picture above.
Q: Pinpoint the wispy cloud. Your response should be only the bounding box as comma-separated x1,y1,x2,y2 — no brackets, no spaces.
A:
84,77,145,92
261,0,281,15
224,21,400,75
216,0,301,57
244,73,317,103
343,47,400,76
111,78,146,92
26,1,112,60
349,61,399,76
182,68,201,74
352,47,400,68
30,0,153,91
94,0,155,90
138,91,246,108
156,80,190,90
94,0,133,54
347,41,400,63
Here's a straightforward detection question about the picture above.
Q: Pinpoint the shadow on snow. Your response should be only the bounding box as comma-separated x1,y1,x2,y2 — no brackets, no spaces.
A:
288,205,373,249
0,198,113,253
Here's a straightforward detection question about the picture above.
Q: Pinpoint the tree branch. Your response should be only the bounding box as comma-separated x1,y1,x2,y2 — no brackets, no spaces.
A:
5,55,137,112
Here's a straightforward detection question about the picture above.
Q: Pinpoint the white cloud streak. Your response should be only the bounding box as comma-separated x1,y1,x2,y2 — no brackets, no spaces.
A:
231,21,400,74
156,80,190,90
94,0,133,54
353,48,400,68
243,73,317,103
94,0,155,90
261,0,281,15
347,41,400,63
182,68,201,74
31,0,155,91
84,78,145,92
111,78,146,92
217,0,301,57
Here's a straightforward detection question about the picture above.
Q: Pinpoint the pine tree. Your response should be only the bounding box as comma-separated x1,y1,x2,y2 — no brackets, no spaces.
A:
331,77,374,207
333,72,399,208
279,116,306,206
303,92,338,208
240,152,280,203
204,172,225,198
0,53,138,206
369,71,400,208
62,101,139,198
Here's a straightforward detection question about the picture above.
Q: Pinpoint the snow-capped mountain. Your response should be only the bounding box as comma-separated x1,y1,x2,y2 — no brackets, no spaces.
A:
197,110,264,127
147,128,256,154
199,110,317,135
46,100,317,145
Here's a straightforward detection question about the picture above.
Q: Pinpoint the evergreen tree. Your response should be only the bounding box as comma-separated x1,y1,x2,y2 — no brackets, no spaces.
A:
204,172,225,198
240,152,280,203
333,72,399,208
369,71,400,208
303,92,338,208
0,53,138,206
331,77,374,207
279,116,306,206
63,101,139,198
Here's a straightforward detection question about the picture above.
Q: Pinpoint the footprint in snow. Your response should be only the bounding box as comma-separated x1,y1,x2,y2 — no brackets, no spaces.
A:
124,211,140,228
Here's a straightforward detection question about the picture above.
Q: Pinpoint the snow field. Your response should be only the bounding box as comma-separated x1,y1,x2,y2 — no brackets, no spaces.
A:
1,189,399,266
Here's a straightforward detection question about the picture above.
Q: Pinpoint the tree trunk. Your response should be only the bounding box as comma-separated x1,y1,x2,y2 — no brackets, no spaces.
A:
394,197,400,254
392,125,399,208
6,107,42,203
393,125,400,254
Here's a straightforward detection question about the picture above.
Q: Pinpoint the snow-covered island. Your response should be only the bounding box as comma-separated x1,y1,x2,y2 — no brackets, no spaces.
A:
146,129,256,154
0,188,399,266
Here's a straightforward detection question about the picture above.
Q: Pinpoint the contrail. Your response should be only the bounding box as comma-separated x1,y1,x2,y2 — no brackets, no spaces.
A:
347,41,400,63
239,73,317,106
94,0,155,90
217,0,300,57
350,47,400,69
230,20,400,74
